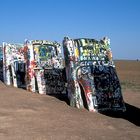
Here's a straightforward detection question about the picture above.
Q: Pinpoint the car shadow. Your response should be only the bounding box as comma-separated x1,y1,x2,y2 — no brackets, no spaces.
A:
48,94,70,105
101,103,140,126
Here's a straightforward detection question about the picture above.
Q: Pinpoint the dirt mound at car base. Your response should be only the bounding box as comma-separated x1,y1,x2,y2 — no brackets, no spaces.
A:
0,82,140,140
0,81,6,88
0,60,140,140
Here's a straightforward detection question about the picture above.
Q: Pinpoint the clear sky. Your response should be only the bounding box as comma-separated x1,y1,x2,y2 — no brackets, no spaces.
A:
0,0,140,59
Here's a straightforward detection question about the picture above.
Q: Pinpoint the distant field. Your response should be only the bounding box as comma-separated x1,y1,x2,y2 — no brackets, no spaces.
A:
115,60,140,91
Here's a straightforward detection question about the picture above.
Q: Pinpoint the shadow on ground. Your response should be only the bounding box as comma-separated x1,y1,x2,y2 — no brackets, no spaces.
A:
48,94,70,105
101,103,140,126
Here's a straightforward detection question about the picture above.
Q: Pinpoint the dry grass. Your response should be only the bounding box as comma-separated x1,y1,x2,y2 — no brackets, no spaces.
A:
115,60,140,91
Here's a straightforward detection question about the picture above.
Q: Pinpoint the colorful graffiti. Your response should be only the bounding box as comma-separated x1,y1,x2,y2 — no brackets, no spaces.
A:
2,43,25,88
24,40,66,95
0,46,3,81
63,37,126,112
44,69,66,94
1,37,126,112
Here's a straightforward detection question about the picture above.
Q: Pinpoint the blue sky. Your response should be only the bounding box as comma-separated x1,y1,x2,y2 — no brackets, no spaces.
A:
0,0,140,59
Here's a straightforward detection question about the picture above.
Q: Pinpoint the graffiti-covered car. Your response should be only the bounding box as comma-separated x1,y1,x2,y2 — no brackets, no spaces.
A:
63,37,126,112
2,43,26,88
0,46,3,81
24,40,66,95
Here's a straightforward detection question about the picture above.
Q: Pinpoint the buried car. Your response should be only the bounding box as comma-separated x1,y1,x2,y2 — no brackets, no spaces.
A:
24,40,66,95
2,43,26,88
63,37,126,112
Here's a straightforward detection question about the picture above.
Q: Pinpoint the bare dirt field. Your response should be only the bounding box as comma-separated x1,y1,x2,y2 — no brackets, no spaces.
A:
0,60,140,140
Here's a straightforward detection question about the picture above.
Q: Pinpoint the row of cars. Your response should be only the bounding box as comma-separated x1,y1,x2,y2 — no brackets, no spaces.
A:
0,37,126,112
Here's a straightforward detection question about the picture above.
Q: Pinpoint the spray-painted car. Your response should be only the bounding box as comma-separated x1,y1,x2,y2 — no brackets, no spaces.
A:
24,40,66,95
0,46,3,81
63,37,126,112
2,43,26,88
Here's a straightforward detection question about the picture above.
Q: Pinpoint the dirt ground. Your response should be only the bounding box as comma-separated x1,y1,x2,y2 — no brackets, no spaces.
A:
0,60,140,140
